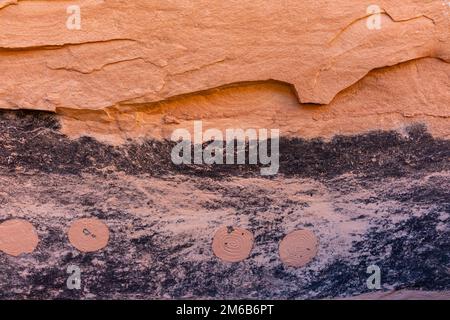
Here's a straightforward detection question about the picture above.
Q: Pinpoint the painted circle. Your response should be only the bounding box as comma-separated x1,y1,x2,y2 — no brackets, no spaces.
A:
0,219,39,256
279,229,319,268
68,218,109,252
212,226,254,263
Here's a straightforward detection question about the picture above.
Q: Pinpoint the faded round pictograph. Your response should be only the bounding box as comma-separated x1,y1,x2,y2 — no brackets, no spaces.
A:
0,219,39,256
212,226,254,263
68,218,109,252
279,229,319,268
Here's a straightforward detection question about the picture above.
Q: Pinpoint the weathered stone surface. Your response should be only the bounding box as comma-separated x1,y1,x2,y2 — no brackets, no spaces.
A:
0,1,449,301
0,0,448,112
58,57,450,144
344,290,450,300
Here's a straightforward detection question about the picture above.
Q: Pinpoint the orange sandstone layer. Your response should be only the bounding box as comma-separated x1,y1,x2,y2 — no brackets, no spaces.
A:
0,1,448,144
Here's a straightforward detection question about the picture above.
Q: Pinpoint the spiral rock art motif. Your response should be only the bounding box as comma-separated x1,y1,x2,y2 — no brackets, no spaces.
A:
68,218,110,253
0,219,39,257
212,226,254,263
279,230,319,268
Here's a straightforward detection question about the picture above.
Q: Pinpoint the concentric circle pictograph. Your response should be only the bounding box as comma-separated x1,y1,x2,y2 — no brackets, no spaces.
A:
212,226,254,263
0,219,39,256
279,229,319,267
68,218,109,252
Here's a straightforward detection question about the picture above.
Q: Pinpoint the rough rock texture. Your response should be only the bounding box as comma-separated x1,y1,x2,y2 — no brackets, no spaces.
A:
0,1,449,300
59,57,450,144
0,1,448,143
0,0,449,109
0,112,448,299
344,290,450,300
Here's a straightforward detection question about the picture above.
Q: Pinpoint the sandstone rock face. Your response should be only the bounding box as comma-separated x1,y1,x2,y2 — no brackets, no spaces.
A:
0,1,449,301
0,0,449,142
59,58,450,144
